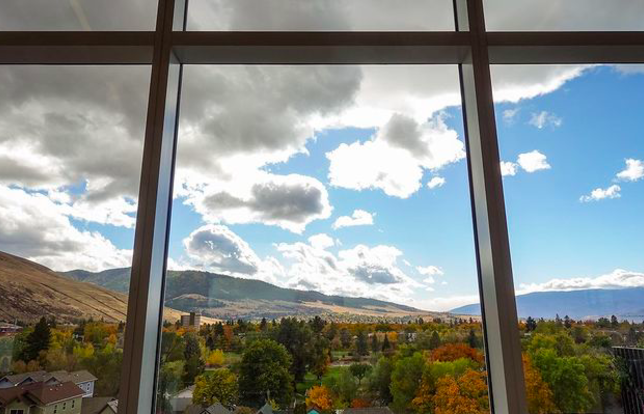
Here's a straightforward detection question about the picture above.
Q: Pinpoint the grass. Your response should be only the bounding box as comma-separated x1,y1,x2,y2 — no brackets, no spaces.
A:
295,366,345,395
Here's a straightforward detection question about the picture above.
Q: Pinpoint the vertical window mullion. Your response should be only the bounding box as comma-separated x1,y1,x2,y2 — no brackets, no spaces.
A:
454,0,528,413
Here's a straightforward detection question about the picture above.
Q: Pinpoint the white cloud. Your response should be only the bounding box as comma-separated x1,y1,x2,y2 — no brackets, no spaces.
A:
518,269,644,294
327,113,465,198
579,184,621,202
416,265,444,277
332,209,375,230
500,161,518,177
277,239,422,304
517,150,551,173
616,158,644,182
0,185,132,272
427,176,446,189
308,233,335,250
502,108,520,123
528,111,563,129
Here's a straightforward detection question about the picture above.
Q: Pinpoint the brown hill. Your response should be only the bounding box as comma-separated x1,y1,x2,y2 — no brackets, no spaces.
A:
0,251,182,323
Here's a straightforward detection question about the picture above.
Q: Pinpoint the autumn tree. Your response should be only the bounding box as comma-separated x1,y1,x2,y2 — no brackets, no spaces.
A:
431,343,483,365
306,385,333,410
193,369,239,407
432,369,489,414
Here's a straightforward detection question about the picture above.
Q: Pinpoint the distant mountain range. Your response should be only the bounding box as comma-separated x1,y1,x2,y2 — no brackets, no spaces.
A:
451,288,644,321
61,267,446,322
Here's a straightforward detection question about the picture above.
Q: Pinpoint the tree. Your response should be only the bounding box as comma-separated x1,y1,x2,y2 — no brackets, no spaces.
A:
193,369,239,407
182,333,204,386
432,370,489,414
306,385,333,410
239,339,293,408
260,318,268,331
311,336,331,380
431,344,483,365
371,334,380,353
356,331,369,356
391,353,425,412
381,334,392,353
525,317,538,332
367,357,394,405
349,363,372,385
275,318,313,386
427,331,440,350
610,315,619,328
467,329,480,349
310,316,326,335
340,329,352,349
22,317,51,363
324,367,358,405
522,355,559,414
206,349,225,367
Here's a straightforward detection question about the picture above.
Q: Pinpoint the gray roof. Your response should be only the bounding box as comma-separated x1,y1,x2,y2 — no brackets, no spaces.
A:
0,370,47,386
256,402,273,414
203,402,233,414
80,397,116,414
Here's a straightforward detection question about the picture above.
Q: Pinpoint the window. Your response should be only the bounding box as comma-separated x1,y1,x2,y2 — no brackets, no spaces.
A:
10,409,25,414
156,64,487,413
0,66,149,398
491,65,644,413
72,400,75,409
63,402,66,410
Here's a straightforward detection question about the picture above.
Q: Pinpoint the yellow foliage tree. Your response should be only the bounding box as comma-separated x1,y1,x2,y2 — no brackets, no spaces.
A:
207,349,225,367
306,385,333,411
433,370,489,414
523,355,560,414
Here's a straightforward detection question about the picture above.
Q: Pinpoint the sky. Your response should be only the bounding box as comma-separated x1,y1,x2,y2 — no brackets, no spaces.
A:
1,1,644,312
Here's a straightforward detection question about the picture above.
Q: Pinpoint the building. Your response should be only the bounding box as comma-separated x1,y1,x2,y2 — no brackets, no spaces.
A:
343,408,395,414
80,397,118,414
613,347,644,414
181,312,202,329
168,385,194,413
0,324,21,337
185,402,233,414
0,370,97,398
0,381,84,414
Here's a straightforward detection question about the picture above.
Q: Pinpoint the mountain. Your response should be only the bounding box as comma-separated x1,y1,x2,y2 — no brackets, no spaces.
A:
61,268,447,321
450,288,644,321
0,251,183,324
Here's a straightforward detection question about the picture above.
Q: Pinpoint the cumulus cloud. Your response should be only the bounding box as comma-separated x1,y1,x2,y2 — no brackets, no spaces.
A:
277,238,422,304
183,224,261,275
427,176,446,189
579,185,621,202
417,265,444,286
187,173,332,234
333,209,375,230
327,113,465,198
528,111,563,129
308,233,335,250
616,158,644,182
518,269,644,294
0,185,132,272
500,161,518,177
517,150,551,173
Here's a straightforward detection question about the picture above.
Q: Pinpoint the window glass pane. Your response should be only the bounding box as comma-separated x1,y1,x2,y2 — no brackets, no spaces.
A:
187,0,454,31
156,65,488,414
484,0,644,31
0,66,150,404
0,0,157,31
487,64,644,413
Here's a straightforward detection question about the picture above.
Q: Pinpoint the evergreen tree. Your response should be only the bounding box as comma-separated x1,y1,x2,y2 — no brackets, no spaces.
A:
381,334,392,353
371,334,380,353
467,329,480,349
22,317,51,362
525,317,538,332
429,331,441,350
259,317,268,332
356,331,369,356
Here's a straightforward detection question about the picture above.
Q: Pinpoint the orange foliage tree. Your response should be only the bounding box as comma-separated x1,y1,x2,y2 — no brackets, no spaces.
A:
523,355,560,414
306,385,334,411
351,398,370,408
431,343,484,364
433,370,489,414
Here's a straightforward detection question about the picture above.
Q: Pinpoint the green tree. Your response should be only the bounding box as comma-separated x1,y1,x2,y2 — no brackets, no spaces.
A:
340,329,352,349
275,318,313,387
22,317,51,363
371,334,380,353
367,357,394,405
356,331,369,356
311,336,331,380
324,367,358,404
532,348,594,413
390,353,425,413
239,339,293,408
525,317,538,332
349,363,372,385
381,335,392,353
193,369,239,407
429,331,441,350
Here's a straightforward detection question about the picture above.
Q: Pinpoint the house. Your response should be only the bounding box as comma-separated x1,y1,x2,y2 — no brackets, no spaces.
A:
0,370,97,398
0,381,84,414
185,402,233,414
256,403,273,414
168,385,194,413
80,397,118,414
0,324,21,337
